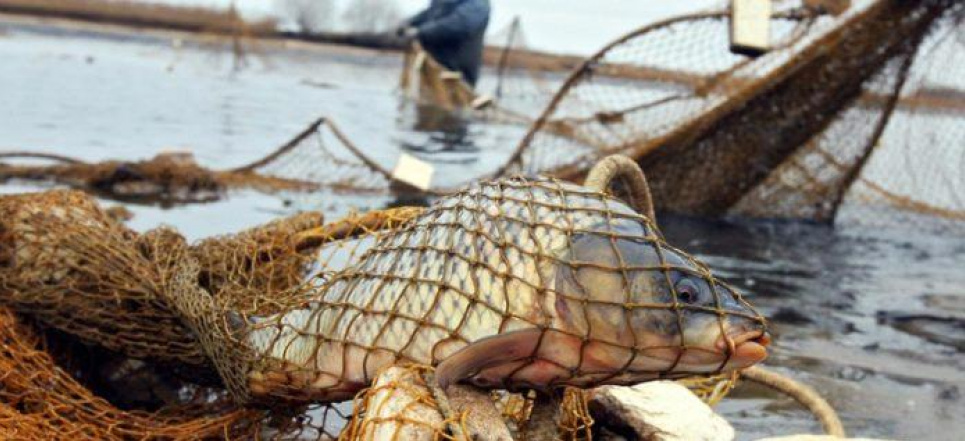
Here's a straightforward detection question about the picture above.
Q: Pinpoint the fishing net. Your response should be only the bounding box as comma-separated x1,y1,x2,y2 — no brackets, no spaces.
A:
0,303,365,440
0,190,207,366
0,190,417,439
341,366,452,441
0,150,315,205
483,17,569,118
227,117,400,197
729,1,965,227
0,307,263,440
498,5,828,181
342,366,728,441
399,17,561,119
0,151,224,204
0,117,400,205
504,0,965,229
829,14,965,229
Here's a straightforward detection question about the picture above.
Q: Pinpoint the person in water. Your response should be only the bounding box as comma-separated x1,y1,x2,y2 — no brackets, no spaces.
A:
398,0,491,87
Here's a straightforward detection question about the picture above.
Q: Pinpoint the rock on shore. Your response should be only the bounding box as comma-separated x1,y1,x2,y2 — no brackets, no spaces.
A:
588,381,735,441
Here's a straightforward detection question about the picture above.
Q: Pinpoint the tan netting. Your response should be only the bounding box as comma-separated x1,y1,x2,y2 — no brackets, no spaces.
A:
728,49,920,221
399,18,560,122
0,190,422,439
483,17,565,117
0,307,262,440
0,189,425,386
341,365,454,441
831,15,965,229
226,118,399,197
400,43,479,111
0,190,208,366
730,1,965,227
506,0,964,228
498,6,826,181
1,166,764,438
336,365,598,441
0,118,394,204
0,302,366,440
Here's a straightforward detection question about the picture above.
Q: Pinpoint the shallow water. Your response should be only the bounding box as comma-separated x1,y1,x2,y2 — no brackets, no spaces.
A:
2,17,964,441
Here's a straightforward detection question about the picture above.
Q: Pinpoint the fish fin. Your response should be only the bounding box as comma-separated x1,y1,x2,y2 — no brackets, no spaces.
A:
435,329,543,389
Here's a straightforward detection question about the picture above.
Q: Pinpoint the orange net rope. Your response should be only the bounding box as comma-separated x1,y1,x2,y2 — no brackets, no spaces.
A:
0,308,261,440
0,190,208,366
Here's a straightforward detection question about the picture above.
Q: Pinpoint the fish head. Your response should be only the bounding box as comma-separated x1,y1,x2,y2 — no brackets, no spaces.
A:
437,215,768,391
435,189,768,391
544,218,769,385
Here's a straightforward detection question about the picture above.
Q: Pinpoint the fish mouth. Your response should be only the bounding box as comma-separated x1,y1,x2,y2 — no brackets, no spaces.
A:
716,329,770,368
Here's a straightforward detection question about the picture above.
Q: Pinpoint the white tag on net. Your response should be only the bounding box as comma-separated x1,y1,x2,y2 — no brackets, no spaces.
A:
731,0,772,57
391,153,434,191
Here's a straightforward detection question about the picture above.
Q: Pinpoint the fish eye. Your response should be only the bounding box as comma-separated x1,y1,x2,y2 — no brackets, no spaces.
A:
674,276,701,304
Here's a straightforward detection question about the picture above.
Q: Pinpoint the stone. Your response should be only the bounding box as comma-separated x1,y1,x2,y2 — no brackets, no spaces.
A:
588,381,735,441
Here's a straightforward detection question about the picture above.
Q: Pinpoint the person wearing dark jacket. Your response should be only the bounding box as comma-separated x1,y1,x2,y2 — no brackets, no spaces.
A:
399,0,491,87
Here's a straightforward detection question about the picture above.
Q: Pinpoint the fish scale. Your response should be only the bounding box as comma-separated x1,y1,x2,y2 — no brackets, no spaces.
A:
245,176,764,402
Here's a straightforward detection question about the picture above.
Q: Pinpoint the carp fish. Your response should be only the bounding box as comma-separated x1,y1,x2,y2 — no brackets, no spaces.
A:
246,176,768,401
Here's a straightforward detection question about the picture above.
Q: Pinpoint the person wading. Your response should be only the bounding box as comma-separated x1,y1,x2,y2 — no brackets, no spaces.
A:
398,0,491,87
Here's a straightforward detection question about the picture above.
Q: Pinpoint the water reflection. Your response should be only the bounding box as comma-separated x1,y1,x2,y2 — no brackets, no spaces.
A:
398,103,479,154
